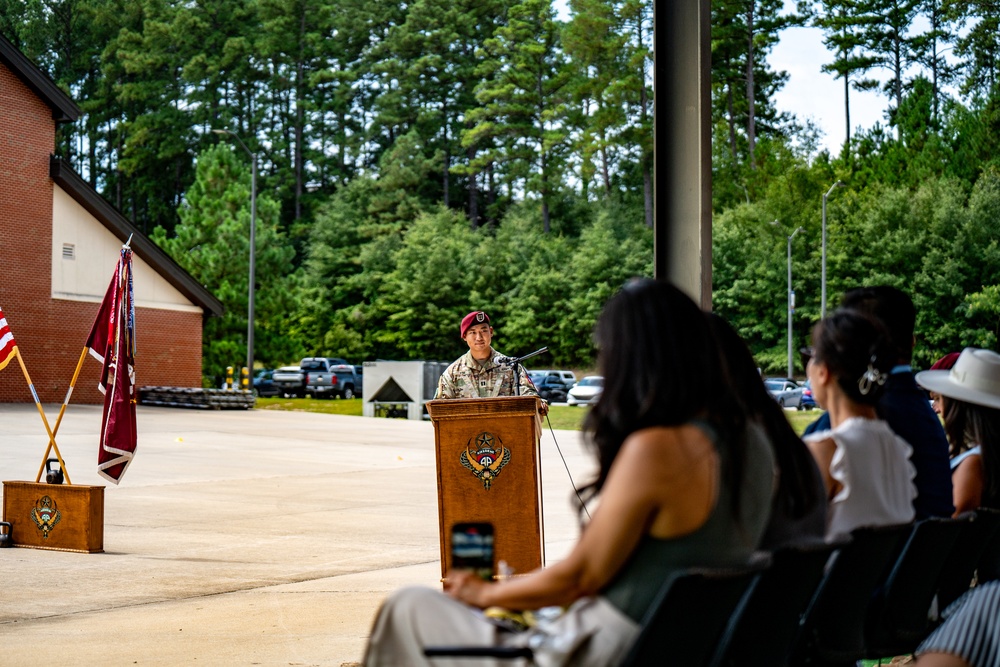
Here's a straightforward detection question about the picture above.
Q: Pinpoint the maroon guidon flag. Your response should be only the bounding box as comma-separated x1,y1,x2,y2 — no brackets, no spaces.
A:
92,248,137,484
85,268,116,366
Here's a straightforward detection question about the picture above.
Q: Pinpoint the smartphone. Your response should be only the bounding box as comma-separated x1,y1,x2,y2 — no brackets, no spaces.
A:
451,522,494,581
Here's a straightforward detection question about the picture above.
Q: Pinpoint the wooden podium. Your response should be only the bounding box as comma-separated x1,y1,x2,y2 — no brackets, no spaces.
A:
427,396,543,578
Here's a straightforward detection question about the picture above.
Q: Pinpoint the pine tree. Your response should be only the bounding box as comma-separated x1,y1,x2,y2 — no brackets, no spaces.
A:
950,0,1000,99
913,0,956,122
712,0,794,169
463,0,572,232
858,0,923,127
370,0,509,225
808,0,881,151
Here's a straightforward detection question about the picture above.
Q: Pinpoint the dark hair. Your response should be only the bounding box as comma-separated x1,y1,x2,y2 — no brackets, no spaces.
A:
811,308,895,406
942,397,1000,508
840,286,916,364
706,313,823,520
580,279,746,519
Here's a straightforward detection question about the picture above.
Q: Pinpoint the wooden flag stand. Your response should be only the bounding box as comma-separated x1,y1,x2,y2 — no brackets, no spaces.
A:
427,396,544,579
2,345,104,553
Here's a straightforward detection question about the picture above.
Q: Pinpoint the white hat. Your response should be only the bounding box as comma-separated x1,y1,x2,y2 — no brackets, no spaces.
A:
916,347,1000,410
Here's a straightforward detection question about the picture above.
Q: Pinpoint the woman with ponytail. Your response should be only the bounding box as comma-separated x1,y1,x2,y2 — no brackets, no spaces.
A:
803,309,917,536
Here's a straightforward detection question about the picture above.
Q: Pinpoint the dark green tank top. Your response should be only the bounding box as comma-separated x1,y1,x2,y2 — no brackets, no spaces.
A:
601,421,775,622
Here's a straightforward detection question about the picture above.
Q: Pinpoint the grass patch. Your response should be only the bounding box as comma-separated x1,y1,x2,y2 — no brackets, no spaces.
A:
545,405,590,430
786,408,822,435
254,396,363,416
253,396,590,428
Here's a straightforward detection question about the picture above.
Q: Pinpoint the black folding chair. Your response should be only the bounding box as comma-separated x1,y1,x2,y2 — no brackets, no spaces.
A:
423,555,772,667
621,555,771,667
935,508,1000,612
976,507,1000,584
789,522,911,667
863,516,968,658
710,537,847,667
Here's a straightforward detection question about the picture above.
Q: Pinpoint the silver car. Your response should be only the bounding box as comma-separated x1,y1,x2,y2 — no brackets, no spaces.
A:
567,376,604,406
765,378,804,409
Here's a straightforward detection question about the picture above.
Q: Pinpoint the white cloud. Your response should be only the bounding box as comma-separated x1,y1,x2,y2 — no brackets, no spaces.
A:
770,20,889,154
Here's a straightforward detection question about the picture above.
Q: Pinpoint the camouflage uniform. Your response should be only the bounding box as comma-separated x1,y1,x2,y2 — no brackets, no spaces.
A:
435,348,540,399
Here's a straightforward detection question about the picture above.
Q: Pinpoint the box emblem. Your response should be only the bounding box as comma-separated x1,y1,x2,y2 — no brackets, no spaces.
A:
460,431,510,490
30,495,62,538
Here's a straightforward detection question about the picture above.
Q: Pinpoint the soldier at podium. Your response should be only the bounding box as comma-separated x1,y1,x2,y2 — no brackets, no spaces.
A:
435,311,548,416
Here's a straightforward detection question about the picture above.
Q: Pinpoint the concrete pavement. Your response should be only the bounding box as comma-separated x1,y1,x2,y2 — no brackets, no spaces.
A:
0,404,591,666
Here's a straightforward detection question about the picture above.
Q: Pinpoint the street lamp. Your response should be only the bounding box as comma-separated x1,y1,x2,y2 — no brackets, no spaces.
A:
212,129,257,382
821,180,846,319
774,222,804,378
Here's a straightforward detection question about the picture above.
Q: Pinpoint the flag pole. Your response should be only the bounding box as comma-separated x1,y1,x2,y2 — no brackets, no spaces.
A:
15,348,73,485
34,346,89,483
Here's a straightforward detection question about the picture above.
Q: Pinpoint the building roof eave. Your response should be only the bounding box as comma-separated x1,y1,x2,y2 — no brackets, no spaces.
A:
50,155,224,317
0,33,81,123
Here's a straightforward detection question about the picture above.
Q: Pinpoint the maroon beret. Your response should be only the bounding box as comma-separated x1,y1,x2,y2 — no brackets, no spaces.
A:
461,311,490,337
930,352,961,371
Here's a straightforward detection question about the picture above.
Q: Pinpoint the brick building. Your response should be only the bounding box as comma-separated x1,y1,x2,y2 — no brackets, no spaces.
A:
0,35,222,404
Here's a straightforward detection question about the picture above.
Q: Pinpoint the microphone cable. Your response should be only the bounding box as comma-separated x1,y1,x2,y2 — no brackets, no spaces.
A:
544,412,592,521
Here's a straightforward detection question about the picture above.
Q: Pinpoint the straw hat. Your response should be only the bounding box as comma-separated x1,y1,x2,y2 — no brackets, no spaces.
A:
916,347,1000,410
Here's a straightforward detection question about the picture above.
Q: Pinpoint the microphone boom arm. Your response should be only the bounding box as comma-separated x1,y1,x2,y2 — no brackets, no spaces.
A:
503,347,549,397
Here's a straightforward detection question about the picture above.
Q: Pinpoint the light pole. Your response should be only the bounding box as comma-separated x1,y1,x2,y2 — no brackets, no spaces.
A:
212,129,256,381
785,226,804,378
821,180,845,319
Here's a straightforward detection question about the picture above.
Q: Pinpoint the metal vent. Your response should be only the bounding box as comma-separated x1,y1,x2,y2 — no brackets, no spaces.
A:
62,243,75,260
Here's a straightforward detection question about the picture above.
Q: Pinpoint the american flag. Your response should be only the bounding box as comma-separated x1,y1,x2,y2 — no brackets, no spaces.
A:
0,306,18,372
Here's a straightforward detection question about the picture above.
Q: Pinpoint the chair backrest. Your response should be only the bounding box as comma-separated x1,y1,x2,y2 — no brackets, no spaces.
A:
790,522,911,665
936,508,1000,611
621,555,771,667
864,516,968,657
710,537,846,667
975,507,1000,584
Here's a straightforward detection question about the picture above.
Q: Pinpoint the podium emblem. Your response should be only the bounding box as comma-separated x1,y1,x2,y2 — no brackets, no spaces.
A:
461,431,511,490
31,495,62,538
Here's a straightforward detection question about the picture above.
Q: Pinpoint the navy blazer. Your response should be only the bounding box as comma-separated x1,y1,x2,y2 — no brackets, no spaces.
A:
803,370,954,520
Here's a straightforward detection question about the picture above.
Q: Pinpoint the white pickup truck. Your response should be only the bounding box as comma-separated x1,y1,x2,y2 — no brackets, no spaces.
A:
271,365,307,398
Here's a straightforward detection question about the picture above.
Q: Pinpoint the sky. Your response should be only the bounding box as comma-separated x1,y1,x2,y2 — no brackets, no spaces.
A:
769,3,889,155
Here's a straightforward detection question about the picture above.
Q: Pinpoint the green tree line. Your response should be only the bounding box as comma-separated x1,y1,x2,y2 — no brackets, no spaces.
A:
4,0,1000,382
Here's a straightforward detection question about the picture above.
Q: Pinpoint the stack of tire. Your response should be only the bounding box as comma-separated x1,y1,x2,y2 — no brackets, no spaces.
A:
138,386,256,410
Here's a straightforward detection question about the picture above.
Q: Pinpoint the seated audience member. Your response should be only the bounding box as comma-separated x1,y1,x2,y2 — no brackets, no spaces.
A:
363,280,776,666
914,581,1000,667
928,352,962,417
917,348,1000,516
706,312,825,547
802,309,917,536
805,286,954,519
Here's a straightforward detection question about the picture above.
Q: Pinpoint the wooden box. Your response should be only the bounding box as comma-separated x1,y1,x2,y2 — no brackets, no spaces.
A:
2,481,105,553
427,396,543,579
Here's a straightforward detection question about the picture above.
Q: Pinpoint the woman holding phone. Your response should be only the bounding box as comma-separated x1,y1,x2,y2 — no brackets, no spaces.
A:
363,280,776,666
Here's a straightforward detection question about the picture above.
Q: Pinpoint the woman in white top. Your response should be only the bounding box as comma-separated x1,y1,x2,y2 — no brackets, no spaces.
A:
803,309,917,536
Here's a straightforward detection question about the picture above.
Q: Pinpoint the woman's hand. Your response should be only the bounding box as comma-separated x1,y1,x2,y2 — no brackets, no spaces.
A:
444,570,493,608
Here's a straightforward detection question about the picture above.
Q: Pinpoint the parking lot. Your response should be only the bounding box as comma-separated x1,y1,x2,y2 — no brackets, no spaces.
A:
0,404,591,665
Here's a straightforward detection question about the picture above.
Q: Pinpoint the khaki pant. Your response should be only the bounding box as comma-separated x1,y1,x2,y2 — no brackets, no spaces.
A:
364,587,639,667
